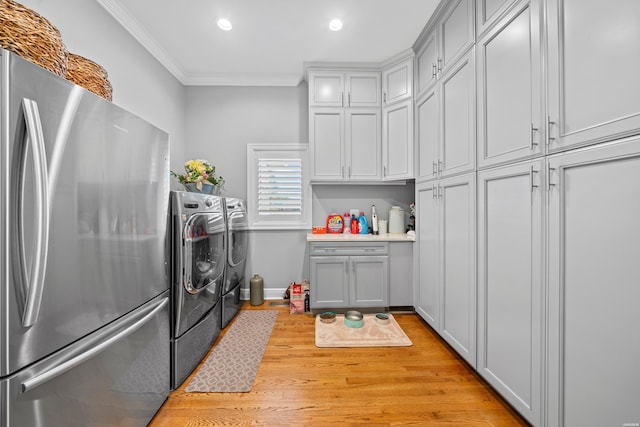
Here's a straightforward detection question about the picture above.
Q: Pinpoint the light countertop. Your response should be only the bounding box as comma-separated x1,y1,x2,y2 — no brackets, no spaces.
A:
307,233,415,242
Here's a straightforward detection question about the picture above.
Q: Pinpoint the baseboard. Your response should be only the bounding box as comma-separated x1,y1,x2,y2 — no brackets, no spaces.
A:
240,288,288,301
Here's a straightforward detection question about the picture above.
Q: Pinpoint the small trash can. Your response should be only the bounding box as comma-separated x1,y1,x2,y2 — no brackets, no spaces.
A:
250,274,264,306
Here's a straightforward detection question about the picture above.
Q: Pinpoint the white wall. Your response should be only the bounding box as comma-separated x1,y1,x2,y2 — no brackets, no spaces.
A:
19,0,186,177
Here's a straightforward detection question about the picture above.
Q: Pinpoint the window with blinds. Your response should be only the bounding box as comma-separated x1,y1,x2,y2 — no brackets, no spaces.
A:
247,144,310,229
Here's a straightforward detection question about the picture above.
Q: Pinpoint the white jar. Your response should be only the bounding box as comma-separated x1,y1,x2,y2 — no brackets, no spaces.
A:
388,206,405,234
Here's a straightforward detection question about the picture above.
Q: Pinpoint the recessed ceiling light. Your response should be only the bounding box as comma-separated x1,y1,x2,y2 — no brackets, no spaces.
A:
217,18,232,31
329,19,343,31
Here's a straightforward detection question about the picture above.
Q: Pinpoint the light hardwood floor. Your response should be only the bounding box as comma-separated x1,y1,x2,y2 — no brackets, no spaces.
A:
149,301,529,426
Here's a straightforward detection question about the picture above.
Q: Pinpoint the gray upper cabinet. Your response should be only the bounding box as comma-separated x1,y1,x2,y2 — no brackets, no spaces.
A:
416,50,476,183
416,31,439,96
309,107,381,181
547,0,640,152
308,71,381,108
382,99,414,181
415,0,475,99
476,0,518,36
382,57,413,106
476,0,543,169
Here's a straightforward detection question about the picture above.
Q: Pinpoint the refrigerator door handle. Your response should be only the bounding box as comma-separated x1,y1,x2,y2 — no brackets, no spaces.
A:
21,296,169,393
20,98,50,328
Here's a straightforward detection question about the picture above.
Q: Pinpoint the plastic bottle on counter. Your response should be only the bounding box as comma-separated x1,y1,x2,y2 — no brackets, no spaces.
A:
371,205,379,235
351,212,359,234
343,212,351,234
358,211,368,234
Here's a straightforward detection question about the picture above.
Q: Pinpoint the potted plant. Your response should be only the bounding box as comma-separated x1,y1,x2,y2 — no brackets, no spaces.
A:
171,159,224,194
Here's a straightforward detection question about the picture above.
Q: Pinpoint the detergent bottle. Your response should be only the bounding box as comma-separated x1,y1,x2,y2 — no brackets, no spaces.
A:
358,211,368,234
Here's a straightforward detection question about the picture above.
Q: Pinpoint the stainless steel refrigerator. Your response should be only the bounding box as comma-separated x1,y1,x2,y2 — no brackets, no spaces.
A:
0,49,171,426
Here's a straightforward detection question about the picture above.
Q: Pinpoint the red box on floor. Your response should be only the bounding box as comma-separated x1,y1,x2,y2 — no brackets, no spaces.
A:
290,280,309,314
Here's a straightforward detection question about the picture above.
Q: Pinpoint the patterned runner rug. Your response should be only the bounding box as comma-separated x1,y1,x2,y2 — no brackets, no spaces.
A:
315,313,412,347
185,310,278,392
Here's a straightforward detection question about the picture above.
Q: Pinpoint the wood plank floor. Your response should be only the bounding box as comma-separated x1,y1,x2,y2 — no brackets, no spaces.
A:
149,301,529,426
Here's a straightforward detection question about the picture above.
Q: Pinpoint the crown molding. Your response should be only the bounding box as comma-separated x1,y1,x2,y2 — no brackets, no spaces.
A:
96,0,188,84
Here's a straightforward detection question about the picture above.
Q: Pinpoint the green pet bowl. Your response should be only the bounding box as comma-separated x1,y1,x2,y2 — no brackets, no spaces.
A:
344,310,364,328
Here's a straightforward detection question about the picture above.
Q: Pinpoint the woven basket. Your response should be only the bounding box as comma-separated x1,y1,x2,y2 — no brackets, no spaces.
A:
0,0,69,76
66,53,113,101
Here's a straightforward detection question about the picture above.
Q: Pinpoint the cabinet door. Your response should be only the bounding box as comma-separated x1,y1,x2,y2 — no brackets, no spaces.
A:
383,99,414,180
439,0,475,73
416,87,439,182
350,256,389,307
547,0,640,151
416,30,439,96
310,256,349,308
415,182,439,329
389,243,413,307
309,72,344,107
476,0,518,36
440,51,476,177
382,58,413,106
346,109,381,180
547,137,640,427
477,0,543,169
439,173,476,367
309,108,344,180
345,72,381,107
477,160,543,426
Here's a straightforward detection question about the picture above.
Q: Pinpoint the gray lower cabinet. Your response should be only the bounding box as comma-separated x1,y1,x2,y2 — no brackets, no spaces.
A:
477,159,544,426
415,173,476,367
547,136,640,427
389,242,413,307
310,242,389,309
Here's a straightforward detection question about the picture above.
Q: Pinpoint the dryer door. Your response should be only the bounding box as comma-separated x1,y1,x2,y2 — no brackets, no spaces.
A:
183,212,225,297
227,211,248,267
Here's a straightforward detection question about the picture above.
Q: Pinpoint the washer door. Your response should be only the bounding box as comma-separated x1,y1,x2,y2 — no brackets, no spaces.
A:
227,212,248,267
183,212,225,295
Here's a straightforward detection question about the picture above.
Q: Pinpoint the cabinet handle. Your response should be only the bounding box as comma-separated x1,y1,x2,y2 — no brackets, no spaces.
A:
432,184,437,199
432,63,437,78
530,124,539,149
437,57,442,73
548,117,556,144
432,161,437,175
438,184,443,199
438,160,443,175
529,166,539,192
383,92,387,104
383,165,387,177
547,162,557,191
341,92,344,107
348,166,351,177
348,92,351,107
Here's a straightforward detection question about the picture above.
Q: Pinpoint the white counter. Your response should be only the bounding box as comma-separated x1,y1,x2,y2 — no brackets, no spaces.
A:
306,233,415,242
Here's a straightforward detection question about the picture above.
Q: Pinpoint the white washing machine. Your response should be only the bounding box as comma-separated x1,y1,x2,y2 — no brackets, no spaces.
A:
221,197,248,328
170,191,226,389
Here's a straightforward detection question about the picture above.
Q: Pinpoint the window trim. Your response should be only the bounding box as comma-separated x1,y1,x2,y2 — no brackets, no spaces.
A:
247,144,311,230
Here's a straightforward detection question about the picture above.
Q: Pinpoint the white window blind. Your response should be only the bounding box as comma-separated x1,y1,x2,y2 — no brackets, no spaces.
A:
247,144,310,230
258,159,303,215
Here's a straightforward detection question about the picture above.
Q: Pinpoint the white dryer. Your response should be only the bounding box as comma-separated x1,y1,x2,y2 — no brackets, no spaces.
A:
221,197,248,328
169,191,226,389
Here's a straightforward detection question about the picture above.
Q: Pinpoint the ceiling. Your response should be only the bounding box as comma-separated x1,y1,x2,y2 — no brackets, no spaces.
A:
97,0,440,86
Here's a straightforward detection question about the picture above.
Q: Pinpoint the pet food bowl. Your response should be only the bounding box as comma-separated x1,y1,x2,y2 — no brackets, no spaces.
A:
344,310,364,328
319,311,336,323
375,313,390,325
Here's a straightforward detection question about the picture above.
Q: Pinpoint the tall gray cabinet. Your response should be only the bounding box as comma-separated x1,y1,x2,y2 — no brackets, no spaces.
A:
413,0,640,425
